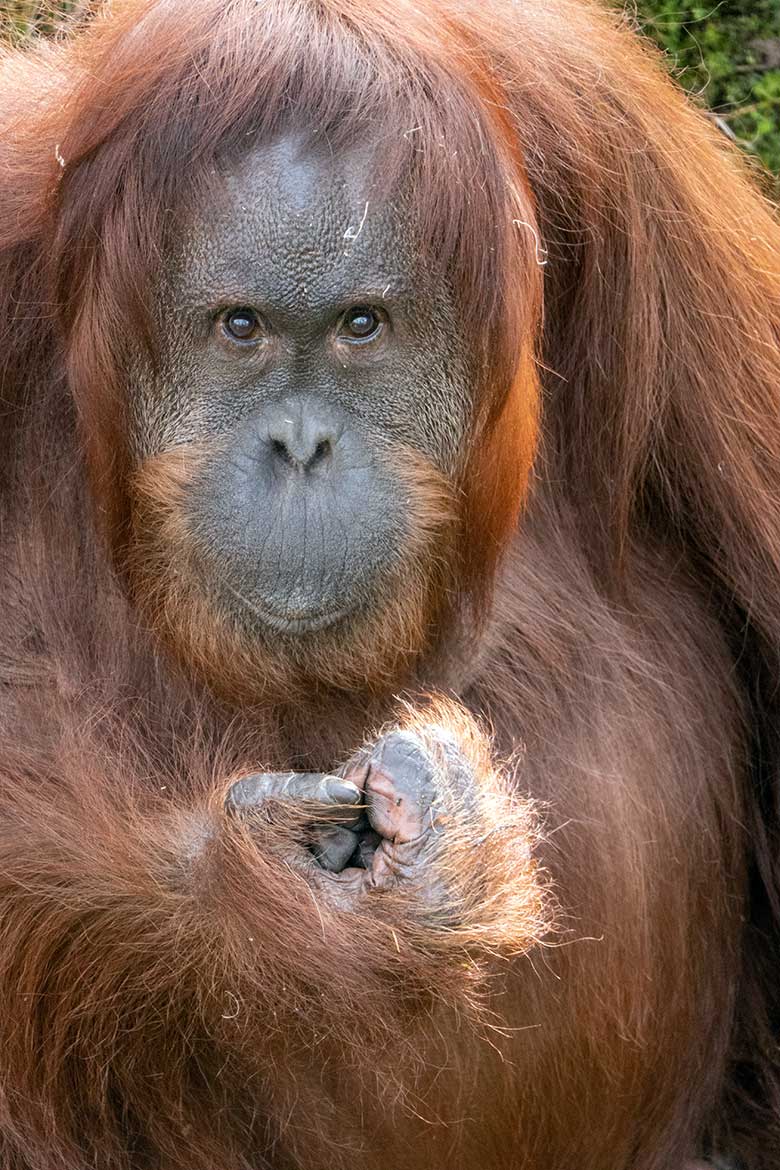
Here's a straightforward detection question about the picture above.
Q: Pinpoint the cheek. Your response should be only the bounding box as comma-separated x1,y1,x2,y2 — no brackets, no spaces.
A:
332,356,473,477
125,343,203,462
127,355,262,464
387,315,474,474
414,369,472,473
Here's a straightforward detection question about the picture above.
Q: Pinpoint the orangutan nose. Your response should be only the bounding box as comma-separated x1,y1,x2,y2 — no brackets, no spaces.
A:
264,401,336,473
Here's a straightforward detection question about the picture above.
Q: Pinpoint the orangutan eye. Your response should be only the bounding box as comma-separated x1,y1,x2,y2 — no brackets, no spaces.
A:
223,307,263,342
338,306,383,343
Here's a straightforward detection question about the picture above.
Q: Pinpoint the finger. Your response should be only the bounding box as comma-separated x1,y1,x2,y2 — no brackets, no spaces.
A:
363,732,436,842
226,772,363,823
354,829,381,869
310,825,360,872
339,750,372,790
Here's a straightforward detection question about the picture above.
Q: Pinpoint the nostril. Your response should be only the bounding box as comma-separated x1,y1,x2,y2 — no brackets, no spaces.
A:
263,403,338,472
267,432,333,472
312,438,331,466
271,437,293,466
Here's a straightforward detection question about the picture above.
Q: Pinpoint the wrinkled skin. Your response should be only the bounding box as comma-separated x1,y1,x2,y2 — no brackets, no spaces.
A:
227,725,474,910
129,132,473,635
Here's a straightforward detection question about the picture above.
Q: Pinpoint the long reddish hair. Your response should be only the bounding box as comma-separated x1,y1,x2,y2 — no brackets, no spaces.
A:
2,0,778,594
0,0,779,1165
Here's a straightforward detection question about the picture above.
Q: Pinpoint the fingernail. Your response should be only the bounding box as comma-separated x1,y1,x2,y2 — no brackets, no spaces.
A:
326,779,361,804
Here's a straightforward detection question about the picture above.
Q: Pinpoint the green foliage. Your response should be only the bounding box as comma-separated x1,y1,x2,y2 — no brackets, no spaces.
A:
635,0,780,174
0,0,70,40
0,1,95,43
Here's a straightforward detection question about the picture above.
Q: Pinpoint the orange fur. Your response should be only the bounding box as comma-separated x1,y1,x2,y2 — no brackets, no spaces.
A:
0,1,778,1168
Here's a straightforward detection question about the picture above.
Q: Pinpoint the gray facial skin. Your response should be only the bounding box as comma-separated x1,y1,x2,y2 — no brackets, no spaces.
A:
129,133,474,635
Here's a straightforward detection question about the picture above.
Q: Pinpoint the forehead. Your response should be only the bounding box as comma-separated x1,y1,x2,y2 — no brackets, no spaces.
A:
171,132,429,310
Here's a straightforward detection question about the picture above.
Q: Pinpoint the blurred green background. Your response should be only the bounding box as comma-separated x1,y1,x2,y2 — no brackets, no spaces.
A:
1,0,779,175
638,0,780,175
